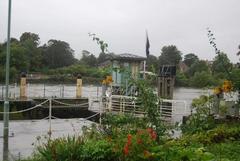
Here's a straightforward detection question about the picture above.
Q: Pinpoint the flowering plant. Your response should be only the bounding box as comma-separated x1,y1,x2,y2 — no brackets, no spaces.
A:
121,128,157,160
102,75,113,85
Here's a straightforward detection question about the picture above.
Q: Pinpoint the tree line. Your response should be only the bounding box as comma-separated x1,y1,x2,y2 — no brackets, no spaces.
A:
0,32,239,88
0,32,113,82
146,45,239,88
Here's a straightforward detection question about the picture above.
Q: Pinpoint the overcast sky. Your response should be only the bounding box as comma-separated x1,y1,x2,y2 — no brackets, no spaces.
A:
0,0,240,62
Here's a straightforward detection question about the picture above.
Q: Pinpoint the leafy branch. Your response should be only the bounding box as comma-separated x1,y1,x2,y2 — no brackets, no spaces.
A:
88,33,108,54
207,28,231,79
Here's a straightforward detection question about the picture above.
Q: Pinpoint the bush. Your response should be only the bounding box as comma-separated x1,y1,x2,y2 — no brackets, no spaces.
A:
35,136,83,161
189,71,217,88
175,71,189,87
80,139,117,161
181,95,216,134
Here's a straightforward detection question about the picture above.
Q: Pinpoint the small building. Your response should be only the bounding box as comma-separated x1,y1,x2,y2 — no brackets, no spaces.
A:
111,53,146,95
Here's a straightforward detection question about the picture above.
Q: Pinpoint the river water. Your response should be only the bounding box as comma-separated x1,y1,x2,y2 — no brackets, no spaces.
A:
0,84,209,160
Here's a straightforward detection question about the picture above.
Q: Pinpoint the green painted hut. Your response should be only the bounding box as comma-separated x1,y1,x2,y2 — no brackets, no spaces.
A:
110,53,146,95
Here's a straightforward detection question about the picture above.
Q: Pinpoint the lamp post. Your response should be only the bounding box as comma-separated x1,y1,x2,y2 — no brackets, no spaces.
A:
3,0,12,160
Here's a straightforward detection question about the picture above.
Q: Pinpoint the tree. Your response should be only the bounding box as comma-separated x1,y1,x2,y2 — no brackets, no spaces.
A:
159,45,182,65
237,45,240,61
183,53,199,67
237,45,240,55
0,40,29,80
19,32,42,71
97,52,107,64
42,40,76,69
10,42,29,71
186,60,209,77
211,52,232,75
0,39,29,70
80,50,97,67
20,32,40,46
189,71,217,88
146,54,158,72
175,71,189,87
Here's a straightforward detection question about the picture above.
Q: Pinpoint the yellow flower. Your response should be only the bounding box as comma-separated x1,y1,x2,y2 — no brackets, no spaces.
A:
102,79,107,85
213,87,222,95
106,76,113,84
222,80,233,93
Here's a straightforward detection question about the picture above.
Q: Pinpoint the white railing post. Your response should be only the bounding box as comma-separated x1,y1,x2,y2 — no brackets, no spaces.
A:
2,86,4,100
14,82,17,99
108,95,112,112
62,85,64,98
43,84,46,98
49,98,52,137
99,97,102,125
133,99,136,116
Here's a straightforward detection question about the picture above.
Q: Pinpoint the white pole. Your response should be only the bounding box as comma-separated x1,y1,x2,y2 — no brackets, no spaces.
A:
49,99,52,138
143,60,146,79
43,84,46,98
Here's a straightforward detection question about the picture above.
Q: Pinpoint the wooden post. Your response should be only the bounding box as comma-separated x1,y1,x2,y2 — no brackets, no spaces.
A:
76,75,82,98
20,73,27,99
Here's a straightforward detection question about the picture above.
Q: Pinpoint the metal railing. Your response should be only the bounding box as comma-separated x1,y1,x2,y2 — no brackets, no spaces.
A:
105,95,189,123
0,84,102,99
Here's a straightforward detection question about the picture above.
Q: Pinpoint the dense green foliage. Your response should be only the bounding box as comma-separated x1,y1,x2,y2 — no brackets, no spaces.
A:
159,45,182,65
0,32,112,83
0,32,78,82
176,52,240,88
181,95,216,134
183,53,199,67
211,52,232,75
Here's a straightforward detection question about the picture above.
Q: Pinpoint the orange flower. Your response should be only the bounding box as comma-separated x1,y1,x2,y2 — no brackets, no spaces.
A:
123,134,132,156
147,128,157,140
147,128,153,133
150,131,157,140
143,150,151,158
137,138,143,144
127,134,132,145
123,144,129,155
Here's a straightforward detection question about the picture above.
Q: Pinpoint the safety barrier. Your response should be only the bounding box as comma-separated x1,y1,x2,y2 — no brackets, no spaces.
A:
0,84,102,99
105,95,189,123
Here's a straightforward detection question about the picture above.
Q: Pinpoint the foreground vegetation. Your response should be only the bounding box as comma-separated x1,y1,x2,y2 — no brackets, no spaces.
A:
20,81,240,161
21,121,240,161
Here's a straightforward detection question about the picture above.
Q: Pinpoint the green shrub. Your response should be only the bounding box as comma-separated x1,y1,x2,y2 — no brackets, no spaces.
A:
189,71,217,88
175,71,189,87
80,139,117,161
181,95,216,134
207,141,240,161
34,136,83,161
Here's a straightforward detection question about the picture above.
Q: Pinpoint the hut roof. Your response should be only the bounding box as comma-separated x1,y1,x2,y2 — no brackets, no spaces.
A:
111,53,146,61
